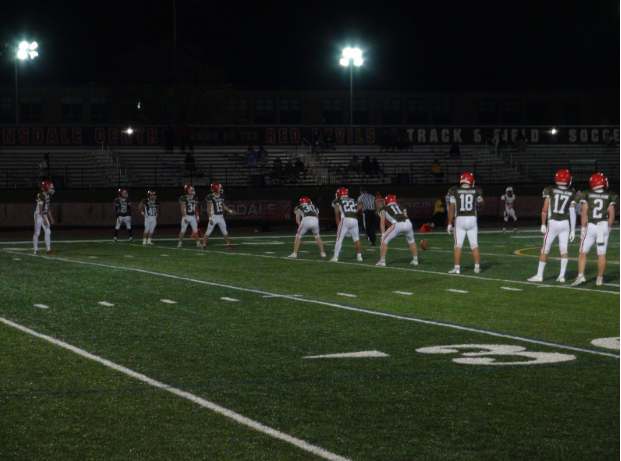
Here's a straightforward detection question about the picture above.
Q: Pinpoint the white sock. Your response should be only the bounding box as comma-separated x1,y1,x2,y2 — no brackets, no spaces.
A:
455,265,460,270
33,235,38,252
474,264,480,269
559,258,568,277
537,261,546,277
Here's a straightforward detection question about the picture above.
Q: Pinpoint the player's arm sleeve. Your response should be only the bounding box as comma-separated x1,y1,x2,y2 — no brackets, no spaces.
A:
569,206,576,231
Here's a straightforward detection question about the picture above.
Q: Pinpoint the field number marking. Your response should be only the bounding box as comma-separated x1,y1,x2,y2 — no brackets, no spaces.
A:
34,304,50,309
160,299,177,304
337,293,357,298
98,301,115,307
221,297,239,302
446,289,468,294
590,337,620,350
304,351,389,359
416,344,576,365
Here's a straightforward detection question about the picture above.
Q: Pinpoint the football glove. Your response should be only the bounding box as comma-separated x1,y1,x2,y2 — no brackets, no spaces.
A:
447,224,453,235
116,217,122,225
540,224,547,234
196,216,200,223
569,230,575,242
580,227,586,238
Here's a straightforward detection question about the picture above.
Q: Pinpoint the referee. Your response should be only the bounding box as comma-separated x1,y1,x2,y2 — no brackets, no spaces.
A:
358,187,378,246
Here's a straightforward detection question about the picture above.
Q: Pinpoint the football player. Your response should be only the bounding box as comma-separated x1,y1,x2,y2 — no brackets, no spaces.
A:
330,187,363,262
178,184,201,248
572,173,617,286
528,169,578,283
445,186,456,229
447,172,484,274
501,187,518,233
288,197,326,258
114,189,133,242
376,194,418,266
33,181,55,255
138,190,159,245
202,182,236,250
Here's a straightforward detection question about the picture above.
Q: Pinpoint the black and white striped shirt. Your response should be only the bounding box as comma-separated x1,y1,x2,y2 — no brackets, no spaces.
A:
357,193,376,211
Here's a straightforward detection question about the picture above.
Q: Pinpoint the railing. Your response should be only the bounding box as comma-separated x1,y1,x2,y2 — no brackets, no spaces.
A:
1,161,618,190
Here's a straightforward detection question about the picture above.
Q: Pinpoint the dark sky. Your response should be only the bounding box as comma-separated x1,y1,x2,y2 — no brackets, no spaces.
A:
1,0,619,92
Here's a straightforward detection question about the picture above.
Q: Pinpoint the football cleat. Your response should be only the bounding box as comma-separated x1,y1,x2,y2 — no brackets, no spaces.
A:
357,254,363,261
502,228,506,234
41,181,55,195
474,267,481,274
227,244,234,250
556,276,565,283
288,253,297,258
143,241,147,245
410,259,418,265
320,252,326,257
210,182,223,194
177,242,182,248
571,275,586,286
527,275,543,282
202,245,206,250
460,172,475,186
589,172,608,191
113,238,118,242
33,250,39,255
385,194,397,205
129,238,134,242
554,169,572,187
448,268,460,274
330,257,338,262
118,188,128,198
376,261,386,267
596,277,603,286
196,242,202,248
45,250,55,255
183,184,195,197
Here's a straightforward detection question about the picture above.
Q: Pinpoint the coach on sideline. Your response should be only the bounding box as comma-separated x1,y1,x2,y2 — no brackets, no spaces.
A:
358,187,378,246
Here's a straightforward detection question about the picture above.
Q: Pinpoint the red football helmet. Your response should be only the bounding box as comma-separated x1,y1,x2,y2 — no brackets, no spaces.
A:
211,182,223,194
336,187,349,198
118,188,128,198
460,172,475,186
589,172,608,191
184,184,195,197
385,194,397,204
41,181,55,195
147,190,156,202
554,169,572,186
299,197,311,205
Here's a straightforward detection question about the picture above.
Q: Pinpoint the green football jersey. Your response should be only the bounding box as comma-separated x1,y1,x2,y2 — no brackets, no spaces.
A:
206,193,226,215
35,192,50,215
179,195,198,215
295,203,318,218
450,186,483,217
141,198,159,217
380,203,408,224
332,197,359,219
114,197,131,216
579,190,618,223
542,186,578,221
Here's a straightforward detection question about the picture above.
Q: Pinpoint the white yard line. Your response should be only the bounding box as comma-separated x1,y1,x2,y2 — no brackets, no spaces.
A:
393,291,413,295
0,317,351,461
98,301,115,307
4,250,618,359
34,304,50,309
221,297,239,302
500,287,523,292
446,289,468,294
160,299,177,304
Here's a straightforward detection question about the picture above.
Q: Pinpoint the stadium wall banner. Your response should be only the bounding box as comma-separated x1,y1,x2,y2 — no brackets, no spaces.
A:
1,125,618,146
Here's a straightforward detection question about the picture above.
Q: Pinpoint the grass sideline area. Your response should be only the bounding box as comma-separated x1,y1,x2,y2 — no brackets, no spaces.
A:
1,227,619,460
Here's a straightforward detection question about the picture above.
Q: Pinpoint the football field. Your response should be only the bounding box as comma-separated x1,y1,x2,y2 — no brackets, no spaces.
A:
1,228,619,460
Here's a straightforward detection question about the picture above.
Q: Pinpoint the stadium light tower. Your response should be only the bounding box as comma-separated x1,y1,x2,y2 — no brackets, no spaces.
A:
340,47,363,126
15,41,39,125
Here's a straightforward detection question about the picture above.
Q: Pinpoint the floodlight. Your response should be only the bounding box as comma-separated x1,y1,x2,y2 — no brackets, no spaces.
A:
340,58,349,66
29,42,38,50
29,51,38,59
342,47,353,58
126,128,134,135
353,57,363,66
19,41,29,50
17,50,28,60
551,128,557,135
351,48,362,59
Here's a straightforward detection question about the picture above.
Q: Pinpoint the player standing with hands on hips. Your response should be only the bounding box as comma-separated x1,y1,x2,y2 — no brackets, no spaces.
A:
114,189,133,242
33,181,55,255
528,169,578,283
178,184,201,248
138,190,159,245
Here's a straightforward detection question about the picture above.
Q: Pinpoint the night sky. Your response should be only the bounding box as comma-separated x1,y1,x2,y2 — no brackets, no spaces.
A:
1,0,619,92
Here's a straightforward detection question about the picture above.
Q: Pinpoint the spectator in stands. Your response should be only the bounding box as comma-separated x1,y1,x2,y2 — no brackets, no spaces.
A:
513,133,527,152
270,157,283,185
245,145,257,166
361,155,372,175
294,157,305,179
400,133,413,151
184,151,196,172
349,155,361,173
431,159,444,182
603,131,615,148
257,146,268,165
164,125,176,154
38,154,50,183
449,142,461,159
371,157,382,176
325,135,336,150
284,158,295,180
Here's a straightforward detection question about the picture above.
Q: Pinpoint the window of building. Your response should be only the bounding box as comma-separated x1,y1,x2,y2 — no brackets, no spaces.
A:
382,99,402,124
407,99,427,124
280,98,301,124
61,97,83,123
254,98,275,124
431,100,452,124
478,100,497,124
91,97,111,123
503,100,521,124
322,99,343,124
0,96,13,123
21,97,43,123
352,99,368,124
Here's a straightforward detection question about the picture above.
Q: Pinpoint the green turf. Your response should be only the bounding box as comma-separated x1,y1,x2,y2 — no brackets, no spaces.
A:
1,227,619,460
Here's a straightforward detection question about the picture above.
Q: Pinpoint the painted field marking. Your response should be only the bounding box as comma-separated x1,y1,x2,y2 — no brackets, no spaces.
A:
34,304,50,309
5,248,30,251
5,251,620,359
13,258,21,261
160,254,169,257
500,287,523,292
446,289,468,294
241,242,285,245
125,255,134,258
299,251,309,253
221,297,239,302
89,256,98,259
393,291,413,295
98,301,115,307
303,350,389,359
262,295,280,298
0,317,351,461
160,299,177,304
337,293,357,298
264,252,275,254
